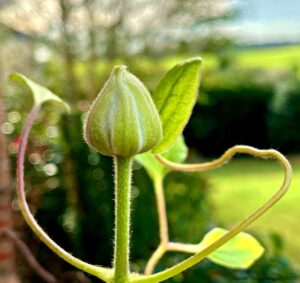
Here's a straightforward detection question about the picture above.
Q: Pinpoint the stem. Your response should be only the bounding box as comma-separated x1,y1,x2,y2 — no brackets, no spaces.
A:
113,156,133,283
145,177,169,275
17,105,113,282
154,177,169,244
0,228,58,283
167,242,200,254
145,245,166,276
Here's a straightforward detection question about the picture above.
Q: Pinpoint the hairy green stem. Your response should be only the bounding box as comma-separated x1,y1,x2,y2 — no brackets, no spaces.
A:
113,156,133,282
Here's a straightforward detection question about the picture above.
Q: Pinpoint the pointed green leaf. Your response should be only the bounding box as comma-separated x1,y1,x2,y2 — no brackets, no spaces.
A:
10,73,70,111
135,136,188,180
152,57,202,153
200,228,264,269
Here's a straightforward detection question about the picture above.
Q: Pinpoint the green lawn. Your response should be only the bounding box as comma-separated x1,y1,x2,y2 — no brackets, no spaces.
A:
160,44,300,72
75,44,300,86
204,156,300,268
235,45,300,70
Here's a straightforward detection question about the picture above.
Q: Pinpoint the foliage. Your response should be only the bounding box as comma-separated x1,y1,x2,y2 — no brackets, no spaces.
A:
268,75,300,152
136,138,266,273
184,68,275,156
12,57,294,283
180,234,298,283
17,118,299,282
39,48,300,157
0,1,299,282
152,58,202,153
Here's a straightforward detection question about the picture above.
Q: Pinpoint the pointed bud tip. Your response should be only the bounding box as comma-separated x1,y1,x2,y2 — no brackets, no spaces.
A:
113,65,127,74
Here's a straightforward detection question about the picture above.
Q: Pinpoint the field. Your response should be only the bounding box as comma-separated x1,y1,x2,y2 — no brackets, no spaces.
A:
234,45,300,70
205,156,300,268
160,44,300,72
75,44,300,91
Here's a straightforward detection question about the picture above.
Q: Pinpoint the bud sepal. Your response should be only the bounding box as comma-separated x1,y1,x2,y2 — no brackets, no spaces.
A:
84,65,162,157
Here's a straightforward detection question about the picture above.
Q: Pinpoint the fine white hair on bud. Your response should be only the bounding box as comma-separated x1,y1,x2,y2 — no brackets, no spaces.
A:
84,65,162,157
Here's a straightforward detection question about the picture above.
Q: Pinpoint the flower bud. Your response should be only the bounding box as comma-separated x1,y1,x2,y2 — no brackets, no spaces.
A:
84,65,162,157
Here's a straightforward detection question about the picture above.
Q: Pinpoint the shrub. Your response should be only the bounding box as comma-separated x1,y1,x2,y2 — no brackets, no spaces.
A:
184,68,275,156
268,77,300,153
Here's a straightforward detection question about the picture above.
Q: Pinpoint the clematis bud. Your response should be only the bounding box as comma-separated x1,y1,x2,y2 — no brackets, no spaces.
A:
84,65,162,157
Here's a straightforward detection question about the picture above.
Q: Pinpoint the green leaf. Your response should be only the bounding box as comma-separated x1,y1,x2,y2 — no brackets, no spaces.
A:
162,135,188,164
200,228,264,269
10,73,70,111
152,57,202,153
135,151,163,181
135,135,188,180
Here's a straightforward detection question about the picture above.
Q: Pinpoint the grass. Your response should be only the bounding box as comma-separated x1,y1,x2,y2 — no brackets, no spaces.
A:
160,44,300,73
204,156,300,268
74,44,300,88
234,45,300,70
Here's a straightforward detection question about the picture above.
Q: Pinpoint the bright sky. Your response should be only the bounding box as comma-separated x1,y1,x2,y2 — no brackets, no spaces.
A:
224,0,300,44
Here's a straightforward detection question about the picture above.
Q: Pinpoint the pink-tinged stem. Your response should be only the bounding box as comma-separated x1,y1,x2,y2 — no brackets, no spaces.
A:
16,105,112,282
17,105,40,218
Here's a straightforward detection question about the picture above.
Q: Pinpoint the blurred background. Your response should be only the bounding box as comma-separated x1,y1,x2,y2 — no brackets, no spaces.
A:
0,0,299,282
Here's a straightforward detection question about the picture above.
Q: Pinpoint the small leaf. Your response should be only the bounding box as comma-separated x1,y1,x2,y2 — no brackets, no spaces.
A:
10,73,70,111
135,136,188,180
200,228,264,269
161,135,188,164
135,151,163,181
152,57,202,153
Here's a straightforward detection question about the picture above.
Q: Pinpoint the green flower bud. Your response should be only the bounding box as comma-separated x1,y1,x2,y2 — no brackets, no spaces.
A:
84,65,162,157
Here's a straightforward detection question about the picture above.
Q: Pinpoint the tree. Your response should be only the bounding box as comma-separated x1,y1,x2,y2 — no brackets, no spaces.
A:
0,89,20,283
0,0,234,58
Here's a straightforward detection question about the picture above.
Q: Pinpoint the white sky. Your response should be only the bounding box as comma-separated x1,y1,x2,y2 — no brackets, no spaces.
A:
222,0,300,44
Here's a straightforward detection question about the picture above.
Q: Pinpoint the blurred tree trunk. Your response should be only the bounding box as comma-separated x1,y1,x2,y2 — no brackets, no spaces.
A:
106,0,127,60
85,0,98,96
59,0,81,99
0,89,20,283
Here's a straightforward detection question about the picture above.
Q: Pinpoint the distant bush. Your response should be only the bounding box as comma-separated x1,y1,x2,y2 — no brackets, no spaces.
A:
268,77,300,153
184,68,274,156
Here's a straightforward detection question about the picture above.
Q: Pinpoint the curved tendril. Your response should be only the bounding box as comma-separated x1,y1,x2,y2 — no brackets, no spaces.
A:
17,105,113,282
167,242,200,254
145,245,166,275
132,146,292,283
155,145,287,172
